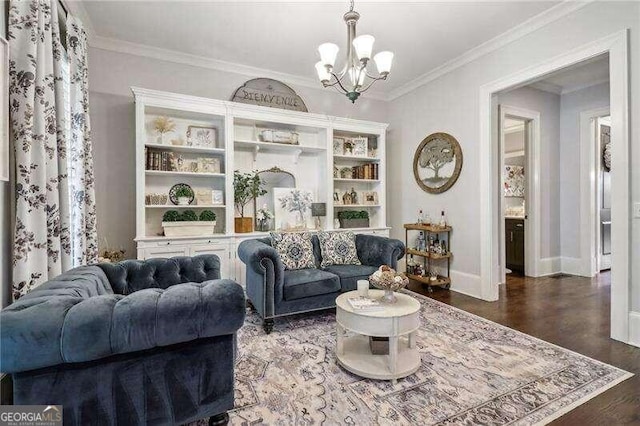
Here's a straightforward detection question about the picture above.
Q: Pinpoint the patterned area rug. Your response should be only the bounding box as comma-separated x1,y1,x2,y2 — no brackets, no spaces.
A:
201,290,632,425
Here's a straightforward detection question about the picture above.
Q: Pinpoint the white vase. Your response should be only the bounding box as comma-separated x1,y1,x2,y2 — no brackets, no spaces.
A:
177,197,190,205
334,219,341,229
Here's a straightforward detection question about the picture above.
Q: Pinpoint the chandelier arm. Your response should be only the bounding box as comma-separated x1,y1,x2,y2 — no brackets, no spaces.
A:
330,71,351,94
357,75,387,94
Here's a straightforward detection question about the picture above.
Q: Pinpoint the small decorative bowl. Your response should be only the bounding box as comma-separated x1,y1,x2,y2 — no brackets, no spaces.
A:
368,265,409,303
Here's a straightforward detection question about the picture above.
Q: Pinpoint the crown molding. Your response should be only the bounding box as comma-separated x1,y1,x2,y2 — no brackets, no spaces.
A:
386,0,593,101
89,35,389,102
529,81,563,95
561,76,610,95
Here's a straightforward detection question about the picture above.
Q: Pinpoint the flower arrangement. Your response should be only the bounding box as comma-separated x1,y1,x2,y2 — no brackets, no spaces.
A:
369,265,409,303
256,204,274,222
278,189,313,225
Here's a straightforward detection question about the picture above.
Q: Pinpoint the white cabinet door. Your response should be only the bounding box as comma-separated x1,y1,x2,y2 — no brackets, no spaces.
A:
190,242,232,280
141,245,189,259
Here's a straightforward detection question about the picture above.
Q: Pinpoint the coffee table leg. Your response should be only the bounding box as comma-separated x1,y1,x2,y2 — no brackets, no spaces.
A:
389,335,398,385
409,331,416,349
336,323,344,356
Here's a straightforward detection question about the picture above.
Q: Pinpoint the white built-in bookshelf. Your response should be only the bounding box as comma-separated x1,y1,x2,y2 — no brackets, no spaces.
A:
133,87,388,283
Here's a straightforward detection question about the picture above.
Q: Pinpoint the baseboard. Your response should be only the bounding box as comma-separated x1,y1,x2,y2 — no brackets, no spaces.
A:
560,257,585,276
537,257,561,276
450,269,482,299
629,311,640,348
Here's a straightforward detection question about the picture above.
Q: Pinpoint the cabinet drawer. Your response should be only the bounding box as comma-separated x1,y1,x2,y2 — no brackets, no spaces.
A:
141,245,189,259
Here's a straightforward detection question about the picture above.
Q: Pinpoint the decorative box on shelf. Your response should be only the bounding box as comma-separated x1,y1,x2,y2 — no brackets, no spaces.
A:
258,129,299,145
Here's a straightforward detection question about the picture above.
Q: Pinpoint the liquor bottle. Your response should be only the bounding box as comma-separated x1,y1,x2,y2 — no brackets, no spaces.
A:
407,255,415,275
440,239,447,254
416,232,426,252
424,213,432,226
439,210,447,228
417,209,424,224
433,235,440,254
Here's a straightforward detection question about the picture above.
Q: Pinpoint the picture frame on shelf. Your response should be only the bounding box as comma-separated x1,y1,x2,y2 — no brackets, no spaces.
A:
363,191,378,205
186,125,217,148
212,190,224,205
195,189,213,205
352,137,368,157
333,137,345,155
198,157,221,174
273,188,314,230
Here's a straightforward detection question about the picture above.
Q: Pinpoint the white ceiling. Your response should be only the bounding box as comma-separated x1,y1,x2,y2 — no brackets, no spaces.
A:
529,54,610,95
79,1,561,97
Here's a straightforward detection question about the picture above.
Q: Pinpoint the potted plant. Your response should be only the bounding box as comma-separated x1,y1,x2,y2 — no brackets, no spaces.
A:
337,210,370,229
175,186,194,205
162,210,217,237
153,116,176,144
233,170,266,233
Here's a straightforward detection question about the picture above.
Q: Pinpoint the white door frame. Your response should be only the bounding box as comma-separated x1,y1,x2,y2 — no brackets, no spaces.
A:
499,106,541,281
580,107,610,277
479,30,630,343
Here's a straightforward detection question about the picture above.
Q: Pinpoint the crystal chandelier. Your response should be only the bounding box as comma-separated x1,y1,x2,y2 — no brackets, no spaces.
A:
315,0,394,103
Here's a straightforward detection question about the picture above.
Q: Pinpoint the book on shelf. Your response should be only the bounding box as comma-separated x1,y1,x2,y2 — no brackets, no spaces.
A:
347,297,384,311
145,149,176,172
350,163,378,180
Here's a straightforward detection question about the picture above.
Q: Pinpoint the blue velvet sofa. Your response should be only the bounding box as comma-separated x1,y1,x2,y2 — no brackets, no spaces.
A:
0,255,245,426
238,234,404,333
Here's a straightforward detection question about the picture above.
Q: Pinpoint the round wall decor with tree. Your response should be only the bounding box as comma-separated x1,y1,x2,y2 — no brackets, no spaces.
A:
413,132,463,194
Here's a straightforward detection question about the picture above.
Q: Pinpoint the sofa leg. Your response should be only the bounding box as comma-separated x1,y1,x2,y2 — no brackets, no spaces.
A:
263,318,274,334
209,412,229,426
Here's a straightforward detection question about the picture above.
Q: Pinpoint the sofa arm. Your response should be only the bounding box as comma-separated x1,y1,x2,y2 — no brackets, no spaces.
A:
0,279,245,373
237,239,284,276
355,234,405,269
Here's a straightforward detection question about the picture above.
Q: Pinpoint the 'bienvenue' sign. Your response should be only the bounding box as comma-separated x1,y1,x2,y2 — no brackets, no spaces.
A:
231,78,308,112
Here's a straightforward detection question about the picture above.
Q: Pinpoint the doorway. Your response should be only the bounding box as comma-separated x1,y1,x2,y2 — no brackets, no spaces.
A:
478,31,630,344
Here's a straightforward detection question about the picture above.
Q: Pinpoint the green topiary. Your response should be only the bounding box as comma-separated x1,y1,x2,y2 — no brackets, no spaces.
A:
199,210,217,221
175,186,194,198
180,210,198,222
162,210,181,222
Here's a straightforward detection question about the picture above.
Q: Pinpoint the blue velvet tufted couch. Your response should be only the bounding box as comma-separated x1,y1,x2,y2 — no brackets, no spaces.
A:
0,255,245,426
238,233,404,333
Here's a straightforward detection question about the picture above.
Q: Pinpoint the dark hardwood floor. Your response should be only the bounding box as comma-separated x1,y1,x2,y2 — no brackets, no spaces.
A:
408,272,640,425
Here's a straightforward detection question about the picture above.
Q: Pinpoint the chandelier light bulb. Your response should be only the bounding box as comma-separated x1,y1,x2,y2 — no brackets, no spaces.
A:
352,35,375,61
315,61,331,82
318,43,340,68
373,51,394,75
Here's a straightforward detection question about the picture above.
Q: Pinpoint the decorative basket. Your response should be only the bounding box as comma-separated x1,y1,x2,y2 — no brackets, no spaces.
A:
145,193,168,205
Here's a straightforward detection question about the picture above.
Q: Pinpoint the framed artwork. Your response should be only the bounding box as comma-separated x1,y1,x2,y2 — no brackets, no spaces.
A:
197,157,221,173
274,187,314,230
212,190,224,205
187,126,217,148
363,191,378,205
352,137,368,157
504,166,525,197
1,36,8,181
333,137,345,155
413,132,463,194
195,189,212,205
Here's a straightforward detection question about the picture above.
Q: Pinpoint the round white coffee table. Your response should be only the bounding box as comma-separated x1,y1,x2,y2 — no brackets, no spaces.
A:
335,290,421,384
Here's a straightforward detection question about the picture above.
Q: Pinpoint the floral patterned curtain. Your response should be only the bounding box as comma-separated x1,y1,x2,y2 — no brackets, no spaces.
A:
8,0,97,299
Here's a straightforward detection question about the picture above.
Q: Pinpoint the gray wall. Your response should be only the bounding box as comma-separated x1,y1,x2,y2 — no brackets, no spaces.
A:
387,0,640,312
559,82,610,259
88,47,389,258
1,0,10,307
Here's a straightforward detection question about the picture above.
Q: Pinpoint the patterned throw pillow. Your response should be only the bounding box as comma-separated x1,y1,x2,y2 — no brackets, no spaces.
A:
318,231,361,267
270,232,316,270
